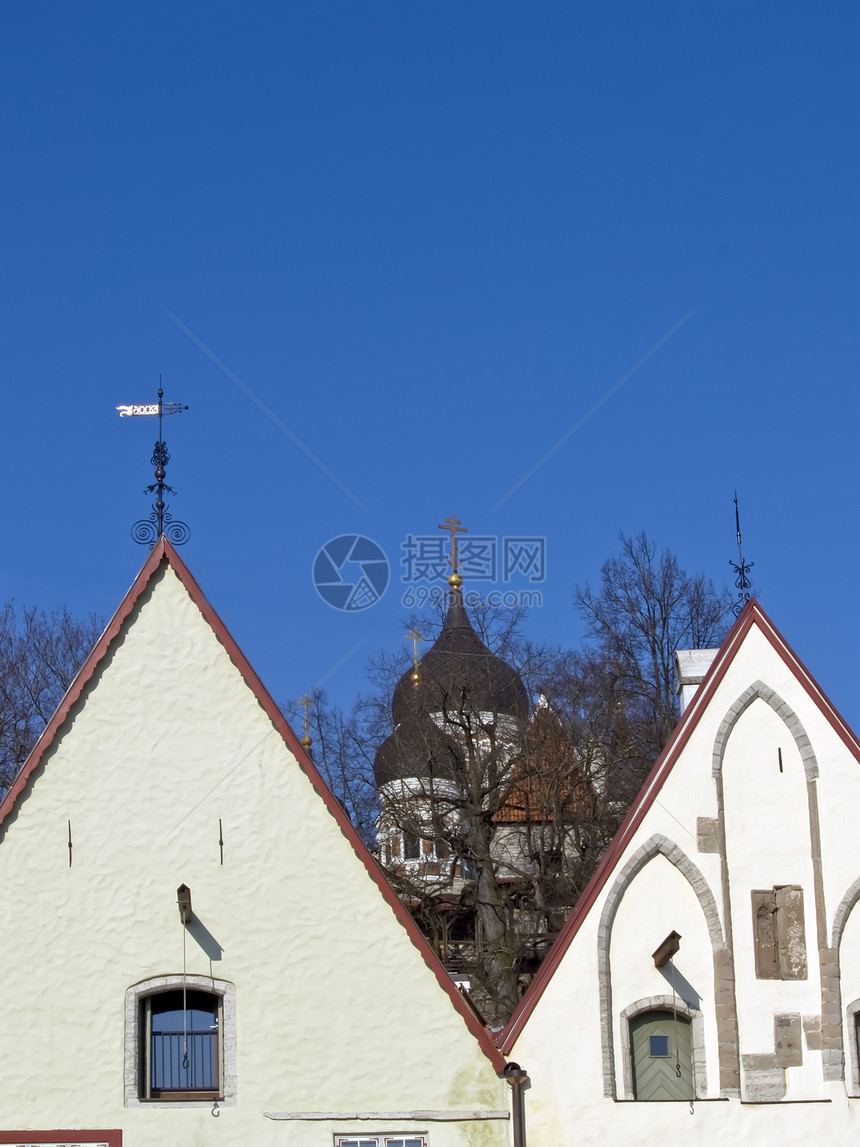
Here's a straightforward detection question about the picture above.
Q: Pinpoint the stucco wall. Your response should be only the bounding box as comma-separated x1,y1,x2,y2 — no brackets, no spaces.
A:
0,566,509,1147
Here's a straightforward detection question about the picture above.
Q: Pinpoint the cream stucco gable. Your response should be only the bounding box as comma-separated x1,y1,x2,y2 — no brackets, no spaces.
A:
0,542,509,1147
502,600,860,1144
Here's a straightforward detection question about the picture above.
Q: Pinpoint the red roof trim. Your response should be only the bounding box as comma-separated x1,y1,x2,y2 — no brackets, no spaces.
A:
0,538,171,831
0,540,505,1073
499,597,860,1053
0,1134,121,1146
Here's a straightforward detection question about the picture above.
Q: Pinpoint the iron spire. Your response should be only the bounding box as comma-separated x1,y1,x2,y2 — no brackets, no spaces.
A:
729,491,754,616
117,380,190,547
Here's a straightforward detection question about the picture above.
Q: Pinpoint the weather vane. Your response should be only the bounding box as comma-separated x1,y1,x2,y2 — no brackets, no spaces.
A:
730,491,754,616
438,515,468,588
117,381,190,547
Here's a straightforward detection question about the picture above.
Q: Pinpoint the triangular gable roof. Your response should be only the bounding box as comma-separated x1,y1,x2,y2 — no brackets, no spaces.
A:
499,597,860,1054
0,537,505,1072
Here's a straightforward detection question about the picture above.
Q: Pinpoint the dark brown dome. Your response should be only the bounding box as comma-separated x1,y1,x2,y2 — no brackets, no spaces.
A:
391,587,529,727
373,718,465,787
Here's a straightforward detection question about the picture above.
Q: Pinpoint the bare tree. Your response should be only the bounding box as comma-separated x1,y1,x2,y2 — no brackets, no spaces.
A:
0,603,104,790
289,534,732,1024
576,531,732,754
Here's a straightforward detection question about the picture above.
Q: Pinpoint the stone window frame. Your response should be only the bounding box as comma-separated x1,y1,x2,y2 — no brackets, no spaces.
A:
844,998,860,1097
124,974,237,1108
618,995,707,1101
334,1138,428,1147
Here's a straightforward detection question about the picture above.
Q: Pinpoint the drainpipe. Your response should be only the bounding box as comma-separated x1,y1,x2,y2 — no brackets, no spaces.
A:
504,1062,529,1147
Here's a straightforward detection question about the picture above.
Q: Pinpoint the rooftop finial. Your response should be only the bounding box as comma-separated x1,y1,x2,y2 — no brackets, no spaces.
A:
405,628,428,687
298,694,315,753
730,491,754,616
117,378,190,547
438,515,468,588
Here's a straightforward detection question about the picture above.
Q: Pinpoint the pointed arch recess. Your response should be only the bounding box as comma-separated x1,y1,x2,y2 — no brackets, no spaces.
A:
832,877,860,951
712,681,844,1080
597,833,725,1098
711,679,819,780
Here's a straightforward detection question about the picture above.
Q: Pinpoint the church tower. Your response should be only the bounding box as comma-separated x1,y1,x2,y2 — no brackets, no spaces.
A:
373,519,530,994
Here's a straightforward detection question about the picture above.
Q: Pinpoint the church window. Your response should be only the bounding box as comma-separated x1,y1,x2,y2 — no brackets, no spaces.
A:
404,833,421,859
752,886,807,979
649,1034,669,1057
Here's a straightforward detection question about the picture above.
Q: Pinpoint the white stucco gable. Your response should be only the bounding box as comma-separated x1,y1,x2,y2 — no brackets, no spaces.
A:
502,599,860,1144
0,540,508,1147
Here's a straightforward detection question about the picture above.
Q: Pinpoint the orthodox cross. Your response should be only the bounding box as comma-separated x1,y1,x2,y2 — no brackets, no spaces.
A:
405,628,428,667
404,628,427,688
117,382,190,547
438,515,468,584
730,491,754,616
298,694,315,752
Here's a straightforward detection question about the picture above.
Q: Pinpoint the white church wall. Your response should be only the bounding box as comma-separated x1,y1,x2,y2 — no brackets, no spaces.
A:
503,604,860,1143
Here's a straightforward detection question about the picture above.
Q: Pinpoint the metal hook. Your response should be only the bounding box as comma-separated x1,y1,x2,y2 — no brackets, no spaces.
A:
212,1101,220,1118
690,1100,695,1115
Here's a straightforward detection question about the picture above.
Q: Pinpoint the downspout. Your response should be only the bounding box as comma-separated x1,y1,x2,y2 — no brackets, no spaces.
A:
504,1062,528,1147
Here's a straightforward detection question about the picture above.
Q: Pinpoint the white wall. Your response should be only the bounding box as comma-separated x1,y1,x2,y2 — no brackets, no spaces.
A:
0,565,509,1147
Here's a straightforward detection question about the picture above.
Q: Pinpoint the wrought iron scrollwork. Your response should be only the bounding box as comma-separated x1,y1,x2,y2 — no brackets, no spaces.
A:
730,557,754,616
131,509,191,549
151,440,170,470
730,492,753,616
163,518,191,546
131,516,160,547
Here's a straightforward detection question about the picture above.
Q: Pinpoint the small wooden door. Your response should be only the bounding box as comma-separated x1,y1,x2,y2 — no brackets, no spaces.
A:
630,1009,693,1100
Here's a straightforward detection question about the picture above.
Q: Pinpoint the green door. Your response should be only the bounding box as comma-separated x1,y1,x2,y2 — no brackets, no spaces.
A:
630,1010,693,1101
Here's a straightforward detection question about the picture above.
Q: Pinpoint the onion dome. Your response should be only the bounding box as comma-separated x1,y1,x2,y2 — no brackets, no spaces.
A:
373,718,465,788
391,586,529,727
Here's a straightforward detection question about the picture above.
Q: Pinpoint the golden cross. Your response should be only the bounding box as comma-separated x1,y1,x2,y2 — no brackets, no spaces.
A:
404,628,428,668
298,694,315,740
438,515,468,575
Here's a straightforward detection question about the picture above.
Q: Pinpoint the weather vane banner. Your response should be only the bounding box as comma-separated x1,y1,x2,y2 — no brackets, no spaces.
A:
116,402,187,417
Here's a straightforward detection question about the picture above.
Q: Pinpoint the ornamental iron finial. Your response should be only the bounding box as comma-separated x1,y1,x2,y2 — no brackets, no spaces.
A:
117,380,190,547
730,491,754,616
438,515,468,588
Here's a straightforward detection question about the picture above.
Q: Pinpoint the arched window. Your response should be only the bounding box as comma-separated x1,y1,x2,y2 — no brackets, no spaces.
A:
629,1010,693,1101
143,988,219,1100
124,975,236,1107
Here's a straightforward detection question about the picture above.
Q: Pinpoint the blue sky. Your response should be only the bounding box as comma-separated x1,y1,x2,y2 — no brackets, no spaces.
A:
2,3,858,727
